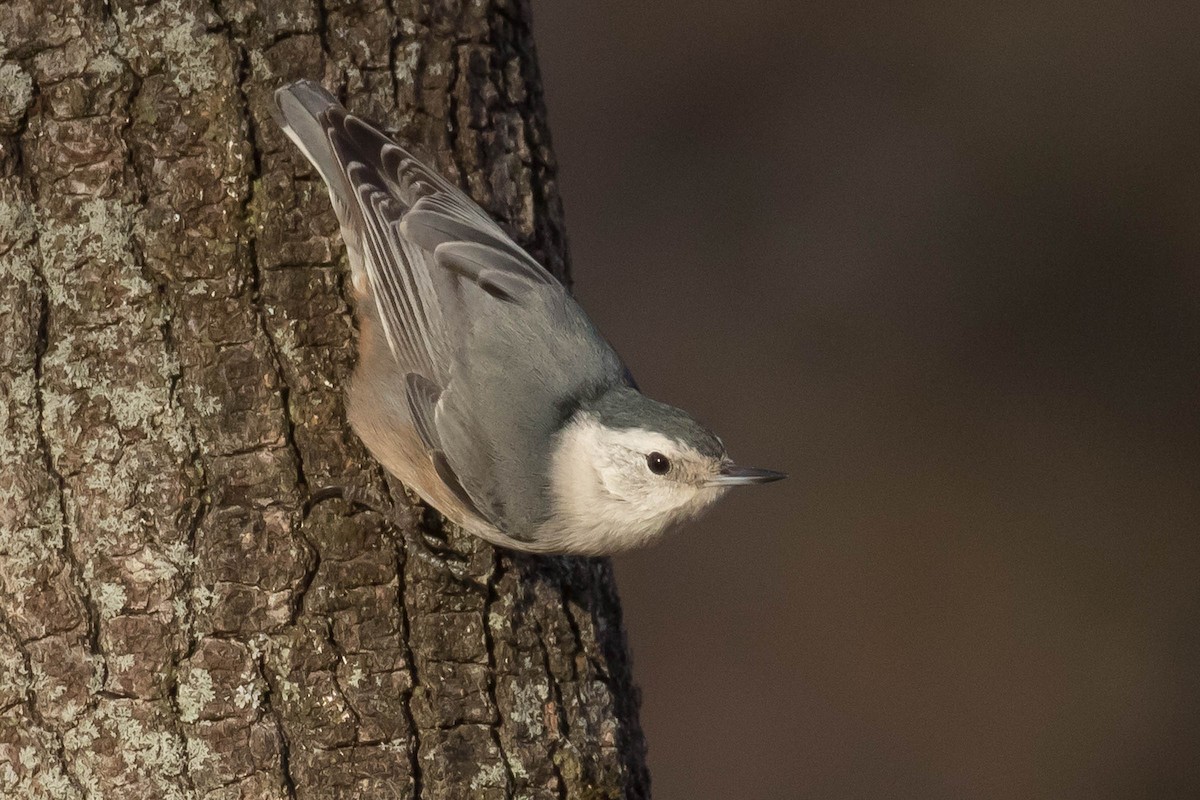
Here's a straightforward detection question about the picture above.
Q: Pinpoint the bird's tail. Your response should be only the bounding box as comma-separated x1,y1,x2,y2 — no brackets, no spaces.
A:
272,80,354,213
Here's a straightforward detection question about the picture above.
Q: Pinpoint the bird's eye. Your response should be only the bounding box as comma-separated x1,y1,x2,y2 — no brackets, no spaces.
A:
646,452,671,475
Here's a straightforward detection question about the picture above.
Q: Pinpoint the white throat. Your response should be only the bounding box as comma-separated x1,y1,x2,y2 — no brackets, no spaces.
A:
541,414,725,554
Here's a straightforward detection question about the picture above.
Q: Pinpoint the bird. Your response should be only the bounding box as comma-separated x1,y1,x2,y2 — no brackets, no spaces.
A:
273,80,784,556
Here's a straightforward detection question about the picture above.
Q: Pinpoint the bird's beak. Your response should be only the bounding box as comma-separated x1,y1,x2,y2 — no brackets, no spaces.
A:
708,463,787,487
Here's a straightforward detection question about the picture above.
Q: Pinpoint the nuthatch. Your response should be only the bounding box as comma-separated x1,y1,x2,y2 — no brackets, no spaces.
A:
274,80,783,555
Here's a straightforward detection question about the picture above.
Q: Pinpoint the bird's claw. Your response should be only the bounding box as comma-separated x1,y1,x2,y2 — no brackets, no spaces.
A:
309,482,480,585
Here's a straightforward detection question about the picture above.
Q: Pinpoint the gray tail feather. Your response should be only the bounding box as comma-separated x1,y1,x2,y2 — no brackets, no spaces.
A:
272,80,351,209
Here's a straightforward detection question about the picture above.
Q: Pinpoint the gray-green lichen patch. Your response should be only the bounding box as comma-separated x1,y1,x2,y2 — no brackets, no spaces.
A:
54,199,134,265
0,61,33,134
0,196,37,284
94,582,127,619
0,519,65,599
184,733,213,774
34,195,194,476
232,679,262,710
0,637,28,706
219,0,319,43
58,697,190,800
0,372,43,472
470,759,509,793
176,666,216,724
111,0,226,97
505,678,550,735
0,720,80,800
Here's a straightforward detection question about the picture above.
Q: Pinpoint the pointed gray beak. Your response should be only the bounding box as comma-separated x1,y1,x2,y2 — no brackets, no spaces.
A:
708,464,787,487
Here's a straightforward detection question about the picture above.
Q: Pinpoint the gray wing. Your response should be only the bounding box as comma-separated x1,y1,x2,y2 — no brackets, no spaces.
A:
274,81,628,536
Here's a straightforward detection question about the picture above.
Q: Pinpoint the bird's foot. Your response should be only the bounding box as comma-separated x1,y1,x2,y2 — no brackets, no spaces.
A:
309,481,479,585
307,483,392,517
406,507,480,585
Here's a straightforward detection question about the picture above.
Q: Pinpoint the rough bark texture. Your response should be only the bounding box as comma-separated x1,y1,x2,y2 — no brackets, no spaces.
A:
0,1,650,797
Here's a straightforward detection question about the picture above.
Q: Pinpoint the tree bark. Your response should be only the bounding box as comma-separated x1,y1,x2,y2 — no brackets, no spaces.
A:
0,1,649,797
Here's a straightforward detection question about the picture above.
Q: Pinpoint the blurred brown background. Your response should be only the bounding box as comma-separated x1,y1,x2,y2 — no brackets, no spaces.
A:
531,3,1200,798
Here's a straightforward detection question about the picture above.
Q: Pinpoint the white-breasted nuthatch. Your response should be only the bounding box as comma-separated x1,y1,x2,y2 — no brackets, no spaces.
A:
274,80,783,555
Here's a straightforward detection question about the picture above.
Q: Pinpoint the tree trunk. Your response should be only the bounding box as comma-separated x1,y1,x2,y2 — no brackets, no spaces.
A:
0,1,649,797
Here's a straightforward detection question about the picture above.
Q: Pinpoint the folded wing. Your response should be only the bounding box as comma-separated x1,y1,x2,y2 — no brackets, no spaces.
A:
273,81,627,536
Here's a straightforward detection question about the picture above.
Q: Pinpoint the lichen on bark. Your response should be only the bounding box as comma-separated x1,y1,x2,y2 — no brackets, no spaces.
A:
0,1,649,797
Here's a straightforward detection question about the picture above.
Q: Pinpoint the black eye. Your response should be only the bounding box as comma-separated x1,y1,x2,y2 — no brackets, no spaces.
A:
646,452,671,475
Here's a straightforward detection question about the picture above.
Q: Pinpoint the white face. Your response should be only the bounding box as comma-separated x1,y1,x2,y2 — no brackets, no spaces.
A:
545,415,730,553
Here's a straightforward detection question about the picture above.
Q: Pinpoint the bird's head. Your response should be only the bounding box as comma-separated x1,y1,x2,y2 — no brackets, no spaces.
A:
545,386,784,553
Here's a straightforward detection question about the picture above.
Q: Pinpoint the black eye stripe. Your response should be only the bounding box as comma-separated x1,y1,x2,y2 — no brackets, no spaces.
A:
646,452,671,475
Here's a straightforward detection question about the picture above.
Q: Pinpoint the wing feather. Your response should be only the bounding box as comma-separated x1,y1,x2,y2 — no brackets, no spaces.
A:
351,176,437,375
404,373,442,451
